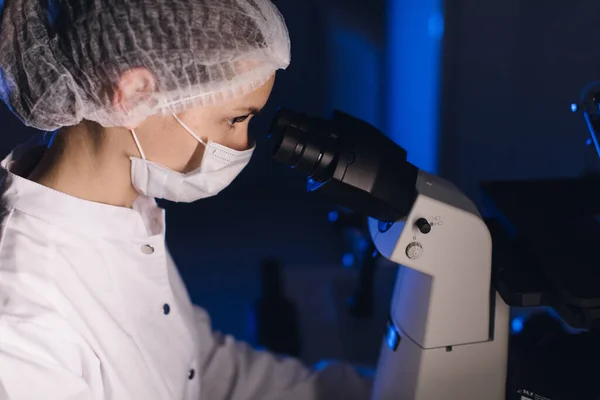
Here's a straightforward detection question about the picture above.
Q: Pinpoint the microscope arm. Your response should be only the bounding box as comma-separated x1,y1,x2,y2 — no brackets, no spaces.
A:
369,170,509,400
370,169,493,348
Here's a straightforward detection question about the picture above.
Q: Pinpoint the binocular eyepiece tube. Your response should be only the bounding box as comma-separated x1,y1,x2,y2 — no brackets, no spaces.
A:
268,107,419,223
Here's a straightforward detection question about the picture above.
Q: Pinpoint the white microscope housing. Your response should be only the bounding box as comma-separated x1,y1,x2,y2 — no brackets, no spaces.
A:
370,170,509,400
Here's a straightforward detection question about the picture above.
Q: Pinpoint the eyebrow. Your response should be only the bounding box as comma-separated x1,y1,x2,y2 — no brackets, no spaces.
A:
235,106,261,115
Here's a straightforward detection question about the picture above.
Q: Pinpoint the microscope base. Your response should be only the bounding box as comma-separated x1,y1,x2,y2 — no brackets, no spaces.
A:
372,292,509,400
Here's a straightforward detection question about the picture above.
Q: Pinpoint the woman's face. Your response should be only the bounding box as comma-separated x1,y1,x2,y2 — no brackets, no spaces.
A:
131,75,276,173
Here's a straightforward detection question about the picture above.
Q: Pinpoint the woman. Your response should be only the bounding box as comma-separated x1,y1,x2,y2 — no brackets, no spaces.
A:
0,0,372,399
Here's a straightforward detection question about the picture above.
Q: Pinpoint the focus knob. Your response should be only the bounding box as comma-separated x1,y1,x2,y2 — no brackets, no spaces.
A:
405,242,423,260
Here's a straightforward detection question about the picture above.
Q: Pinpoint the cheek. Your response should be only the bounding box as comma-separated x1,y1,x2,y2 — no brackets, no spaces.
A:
180,121,229,172
202,121,249,150
142,126,201,173
162,135,202,173
202,122,230,143
227,127,250,151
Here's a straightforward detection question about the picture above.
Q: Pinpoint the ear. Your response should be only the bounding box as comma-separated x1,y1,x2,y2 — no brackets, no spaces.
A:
112,68,156,129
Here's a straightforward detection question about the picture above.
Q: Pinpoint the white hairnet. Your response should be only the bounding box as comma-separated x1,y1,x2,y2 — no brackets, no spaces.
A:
0,0,290,131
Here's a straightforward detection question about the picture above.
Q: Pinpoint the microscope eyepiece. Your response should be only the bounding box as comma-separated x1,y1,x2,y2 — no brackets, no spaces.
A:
268,107,419,222
269,108,342,182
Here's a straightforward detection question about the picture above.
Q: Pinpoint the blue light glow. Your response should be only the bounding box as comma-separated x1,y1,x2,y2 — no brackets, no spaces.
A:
328,211,339,223
47,0,59,24
511,317,524,334
358,237,370,251
387,0,444,173
314,360,330,371
386,323,401,351
428,12,445,40
47,130,58,148
571,103,579,113
342,253,355,268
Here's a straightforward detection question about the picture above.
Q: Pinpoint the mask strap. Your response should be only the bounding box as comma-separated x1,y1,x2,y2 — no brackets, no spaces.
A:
172,114,207,146
130,129,147,160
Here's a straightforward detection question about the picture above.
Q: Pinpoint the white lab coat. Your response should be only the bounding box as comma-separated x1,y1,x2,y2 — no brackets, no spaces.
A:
0,137,372,400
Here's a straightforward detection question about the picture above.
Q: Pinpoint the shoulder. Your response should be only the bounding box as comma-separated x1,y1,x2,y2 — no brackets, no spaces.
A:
0,310,98,398
0,206,95,376
0,302,99,384
0,205,58,263
0,206,61,310
0,265,96,373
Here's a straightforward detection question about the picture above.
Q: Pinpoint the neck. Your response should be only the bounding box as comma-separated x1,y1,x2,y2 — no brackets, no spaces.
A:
28,123,140,208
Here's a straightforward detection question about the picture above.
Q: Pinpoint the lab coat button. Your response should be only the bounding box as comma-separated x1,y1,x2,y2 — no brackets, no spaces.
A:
141,245,155,254
188,369,195,380
163,304,171,315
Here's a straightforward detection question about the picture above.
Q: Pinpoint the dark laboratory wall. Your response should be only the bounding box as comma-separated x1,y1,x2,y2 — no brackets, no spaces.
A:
439,0,599,205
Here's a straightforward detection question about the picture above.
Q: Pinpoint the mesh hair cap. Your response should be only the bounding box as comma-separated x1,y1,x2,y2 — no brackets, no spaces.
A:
0,0,291,131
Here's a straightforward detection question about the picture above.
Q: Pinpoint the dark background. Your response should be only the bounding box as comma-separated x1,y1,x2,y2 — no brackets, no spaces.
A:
1,0,598,366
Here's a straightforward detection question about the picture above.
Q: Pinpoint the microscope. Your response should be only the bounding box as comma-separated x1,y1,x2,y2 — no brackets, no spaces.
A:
269,109,509,399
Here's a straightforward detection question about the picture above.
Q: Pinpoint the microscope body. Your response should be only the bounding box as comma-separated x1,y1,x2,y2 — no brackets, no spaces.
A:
370,170,509,400
269,109,510,400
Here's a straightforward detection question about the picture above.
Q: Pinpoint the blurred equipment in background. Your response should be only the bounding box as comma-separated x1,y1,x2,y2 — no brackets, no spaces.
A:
571,80,600,163
252,257,302,357
269,108,509,399
346,241,379,319
469,80,600,400
327,206,380,318
511,316,600,400
483,178,600,400
483,178,600,331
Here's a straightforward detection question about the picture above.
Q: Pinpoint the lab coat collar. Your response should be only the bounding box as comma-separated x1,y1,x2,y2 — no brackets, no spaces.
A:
0,133,164,239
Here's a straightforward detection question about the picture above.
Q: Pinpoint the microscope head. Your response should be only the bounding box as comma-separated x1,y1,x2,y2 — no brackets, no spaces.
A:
269,108,419,223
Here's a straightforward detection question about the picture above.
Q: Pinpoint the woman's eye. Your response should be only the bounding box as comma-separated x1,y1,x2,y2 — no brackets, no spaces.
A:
228,115,249,126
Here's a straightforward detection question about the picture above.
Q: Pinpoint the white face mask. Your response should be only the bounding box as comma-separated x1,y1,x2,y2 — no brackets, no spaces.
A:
129,114,254,202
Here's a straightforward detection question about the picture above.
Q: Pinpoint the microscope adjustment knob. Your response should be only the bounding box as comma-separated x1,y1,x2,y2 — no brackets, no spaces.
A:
415,218,431,234
405,242,423,260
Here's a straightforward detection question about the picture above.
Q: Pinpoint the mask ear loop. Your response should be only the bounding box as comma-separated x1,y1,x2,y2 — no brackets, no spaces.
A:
172,114,207,146
130,129,147,160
